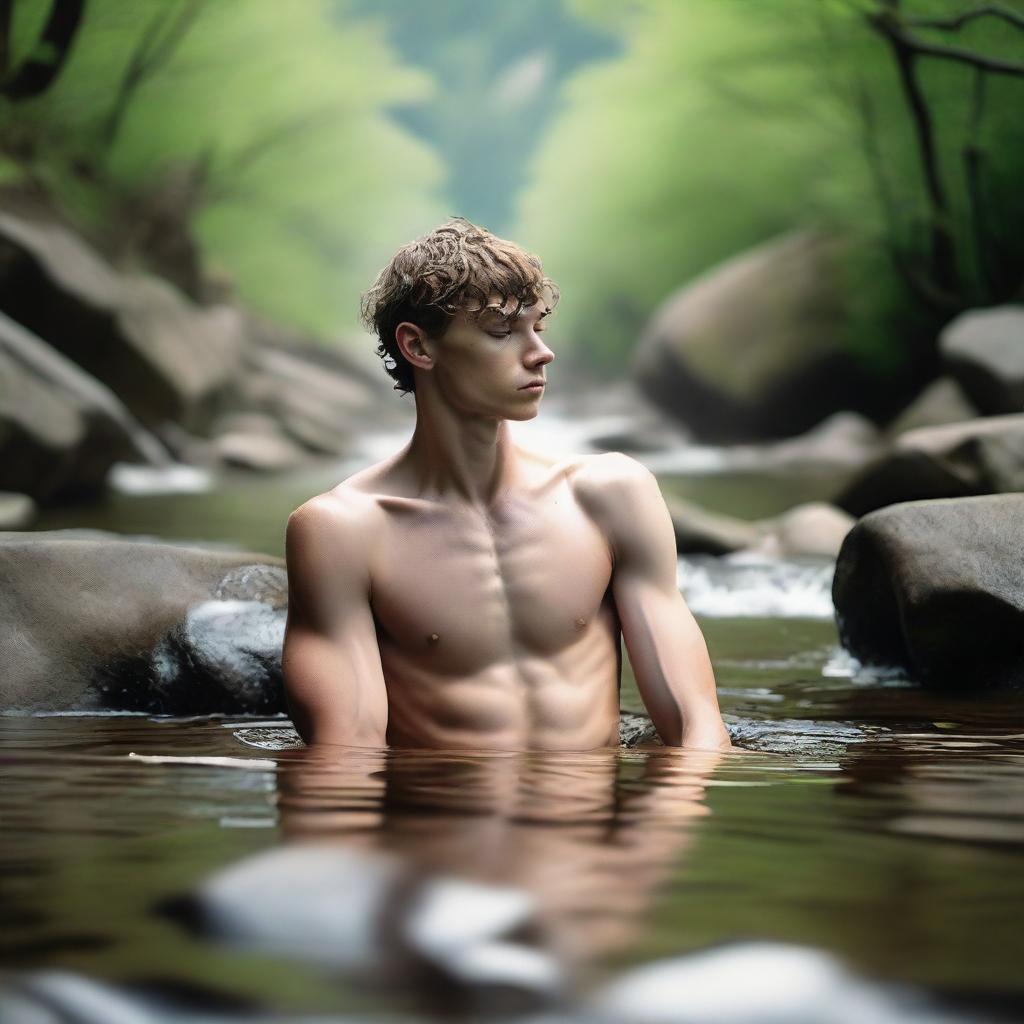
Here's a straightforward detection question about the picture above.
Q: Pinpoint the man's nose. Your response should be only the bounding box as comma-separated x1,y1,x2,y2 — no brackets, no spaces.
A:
526,336,554,368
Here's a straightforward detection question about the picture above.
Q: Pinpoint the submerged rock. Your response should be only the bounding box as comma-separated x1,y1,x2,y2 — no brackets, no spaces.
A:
162,843,563,1013
234,712,664,750
0,532,285,712
832,495,1024,690
592,942,955,1024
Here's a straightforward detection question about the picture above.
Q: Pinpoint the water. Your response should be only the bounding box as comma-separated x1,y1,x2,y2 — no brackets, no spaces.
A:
5,410,1024,1022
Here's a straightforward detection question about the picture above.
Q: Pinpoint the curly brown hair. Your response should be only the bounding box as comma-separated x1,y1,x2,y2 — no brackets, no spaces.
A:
359,216,559,396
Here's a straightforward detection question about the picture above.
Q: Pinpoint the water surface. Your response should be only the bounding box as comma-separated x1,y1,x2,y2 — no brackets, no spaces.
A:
5,412,1024,1022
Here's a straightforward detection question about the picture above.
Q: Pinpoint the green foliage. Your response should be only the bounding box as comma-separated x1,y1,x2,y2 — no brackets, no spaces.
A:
513,0,1024,377
0,0,450,339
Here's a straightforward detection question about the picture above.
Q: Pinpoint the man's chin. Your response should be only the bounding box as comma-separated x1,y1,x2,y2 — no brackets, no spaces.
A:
506,405,542,421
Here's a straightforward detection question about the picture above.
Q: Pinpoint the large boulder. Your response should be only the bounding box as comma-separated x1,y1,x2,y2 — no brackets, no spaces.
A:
0,532,286,712
0,311,169,500
632,232,911,442
940,305,1024,415
832,495,1024,690
836,415,1024,516
0,210,244,431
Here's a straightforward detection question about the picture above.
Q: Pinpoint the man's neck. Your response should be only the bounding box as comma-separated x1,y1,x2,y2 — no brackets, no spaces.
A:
398,392,520,509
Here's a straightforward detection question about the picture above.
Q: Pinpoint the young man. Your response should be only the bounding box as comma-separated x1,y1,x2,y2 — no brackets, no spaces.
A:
282,217,732,752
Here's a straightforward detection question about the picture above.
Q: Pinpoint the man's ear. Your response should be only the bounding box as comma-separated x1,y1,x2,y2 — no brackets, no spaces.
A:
395,322,434,371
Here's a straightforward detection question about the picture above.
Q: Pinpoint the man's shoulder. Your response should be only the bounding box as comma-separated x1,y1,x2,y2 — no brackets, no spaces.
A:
287,481,383,552
571,451,658,508
570,452,662,551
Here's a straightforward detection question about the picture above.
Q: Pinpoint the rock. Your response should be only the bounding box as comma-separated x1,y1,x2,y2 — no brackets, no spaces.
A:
884,376,977,437
0,532,286,711
592,942,938,1024
753,502,855,559
233,328,385,457
617,712,661,746
669,495,853,560
667,496,761,555
228,313,387,454
211,413,311,471
940,305,1024,415
162,843,562,1006
233,712,664,750
0,492,35,529
730,412,881,473
0,209,244,431
632,232,913,441
832,494,1024,690
836,414,1024,516
0,311,169,500
584,389,694,453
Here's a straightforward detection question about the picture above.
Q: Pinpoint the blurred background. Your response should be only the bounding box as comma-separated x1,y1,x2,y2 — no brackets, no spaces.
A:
2,4,1024,1023
1,0,1022,546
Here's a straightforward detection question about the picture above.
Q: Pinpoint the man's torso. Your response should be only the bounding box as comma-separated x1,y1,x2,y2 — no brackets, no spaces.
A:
335,450,622,750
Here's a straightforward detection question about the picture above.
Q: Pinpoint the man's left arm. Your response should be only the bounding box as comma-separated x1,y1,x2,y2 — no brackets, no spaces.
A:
581,454,732,750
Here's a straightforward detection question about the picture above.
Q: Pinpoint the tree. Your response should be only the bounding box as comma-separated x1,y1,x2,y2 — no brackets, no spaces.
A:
0,0,449,340
512,0,1024,380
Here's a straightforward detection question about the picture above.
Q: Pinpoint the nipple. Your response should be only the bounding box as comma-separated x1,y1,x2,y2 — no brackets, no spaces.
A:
574,618,586,630
428,632,440,645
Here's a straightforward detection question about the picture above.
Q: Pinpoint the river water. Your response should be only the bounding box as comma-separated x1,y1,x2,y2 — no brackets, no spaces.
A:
2,406,1023,1023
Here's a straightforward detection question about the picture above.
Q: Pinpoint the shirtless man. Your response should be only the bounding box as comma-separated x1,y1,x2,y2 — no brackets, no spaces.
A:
282,217,732,752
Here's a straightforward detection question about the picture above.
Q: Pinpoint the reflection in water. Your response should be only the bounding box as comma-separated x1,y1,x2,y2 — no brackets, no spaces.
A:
2,614,1023,1022
170,746,721,1017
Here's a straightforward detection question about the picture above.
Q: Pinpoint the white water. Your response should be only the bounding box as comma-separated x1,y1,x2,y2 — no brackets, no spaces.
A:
678,553,835,619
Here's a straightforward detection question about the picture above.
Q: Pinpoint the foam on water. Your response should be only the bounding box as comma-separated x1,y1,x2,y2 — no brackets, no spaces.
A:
108,461,213,495
822,647,912,686
678,553,835,619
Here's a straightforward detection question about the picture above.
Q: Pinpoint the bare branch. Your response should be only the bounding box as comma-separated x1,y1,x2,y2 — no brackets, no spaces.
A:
1,0,85,100
962,67,997,301
0,0,13,79
101,0,206,149
868,8,962,302
908,4,1024,33
879,13,1024,76
203,106,351,200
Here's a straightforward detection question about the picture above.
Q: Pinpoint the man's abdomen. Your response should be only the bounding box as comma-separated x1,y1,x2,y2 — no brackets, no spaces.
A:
380,623,621,751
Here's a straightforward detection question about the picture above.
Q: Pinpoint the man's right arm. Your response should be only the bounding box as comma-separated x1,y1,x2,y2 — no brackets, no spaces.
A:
282,495,388,748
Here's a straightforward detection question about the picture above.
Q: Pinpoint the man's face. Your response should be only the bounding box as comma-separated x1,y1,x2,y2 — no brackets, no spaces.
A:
427,294,555,420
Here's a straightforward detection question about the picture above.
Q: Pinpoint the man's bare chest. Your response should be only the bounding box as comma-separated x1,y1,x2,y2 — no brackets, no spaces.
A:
367,485,614,673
